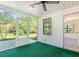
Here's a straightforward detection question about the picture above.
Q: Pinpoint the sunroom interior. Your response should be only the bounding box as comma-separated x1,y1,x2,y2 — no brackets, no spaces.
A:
0,1,79,57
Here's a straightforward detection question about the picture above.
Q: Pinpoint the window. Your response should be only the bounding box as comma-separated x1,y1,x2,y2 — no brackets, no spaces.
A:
64,24,73,33
43,18,52,35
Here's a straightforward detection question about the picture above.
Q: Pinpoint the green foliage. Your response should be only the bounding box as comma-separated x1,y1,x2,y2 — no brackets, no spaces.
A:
0,11,16,40
29,17,37,33
30,35,37,40
19,22,27,29
19,29,26,36
0,11,37,40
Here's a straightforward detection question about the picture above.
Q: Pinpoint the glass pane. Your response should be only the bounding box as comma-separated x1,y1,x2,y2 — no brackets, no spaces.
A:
64,24,73,33
43,27,47,35
44,18,51,27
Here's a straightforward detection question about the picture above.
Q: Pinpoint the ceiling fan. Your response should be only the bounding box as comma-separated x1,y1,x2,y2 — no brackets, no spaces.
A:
30,1,60,11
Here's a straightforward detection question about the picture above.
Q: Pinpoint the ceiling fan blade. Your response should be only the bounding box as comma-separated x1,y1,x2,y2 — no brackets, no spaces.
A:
30,2,41,8
45,1,60,4
42,3,47,11
32,2,41,5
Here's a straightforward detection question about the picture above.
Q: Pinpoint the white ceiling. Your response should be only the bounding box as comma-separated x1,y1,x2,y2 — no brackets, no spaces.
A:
0,1,79,17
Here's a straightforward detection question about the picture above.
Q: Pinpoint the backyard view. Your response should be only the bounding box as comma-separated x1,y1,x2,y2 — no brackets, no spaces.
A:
0,7,37,41
18,14,37,40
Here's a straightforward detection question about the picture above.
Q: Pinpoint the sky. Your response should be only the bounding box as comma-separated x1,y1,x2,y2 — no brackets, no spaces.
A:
0,7,6,12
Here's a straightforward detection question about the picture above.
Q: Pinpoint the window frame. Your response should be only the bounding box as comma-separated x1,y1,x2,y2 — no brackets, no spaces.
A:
43,18,52,35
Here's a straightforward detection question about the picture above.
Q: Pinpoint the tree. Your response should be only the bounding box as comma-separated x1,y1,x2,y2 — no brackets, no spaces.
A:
0,11,16,40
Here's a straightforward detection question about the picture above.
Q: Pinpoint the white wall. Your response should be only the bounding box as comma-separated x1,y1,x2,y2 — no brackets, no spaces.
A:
38,5,79,48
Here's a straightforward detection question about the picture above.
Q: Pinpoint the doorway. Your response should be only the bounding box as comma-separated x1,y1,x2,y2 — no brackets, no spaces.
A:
16,16,29,46
16,13,37,46
63,12,79,51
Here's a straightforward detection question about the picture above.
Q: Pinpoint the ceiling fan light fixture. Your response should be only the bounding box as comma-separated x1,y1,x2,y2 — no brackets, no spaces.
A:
30,1,60,11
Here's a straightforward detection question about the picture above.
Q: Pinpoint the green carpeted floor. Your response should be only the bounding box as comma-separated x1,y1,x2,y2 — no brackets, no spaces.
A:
0,42,79,57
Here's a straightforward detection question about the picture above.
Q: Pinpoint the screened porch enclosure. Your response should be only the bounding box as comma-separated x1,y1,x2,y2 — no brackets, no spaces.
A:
0,6,37,51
